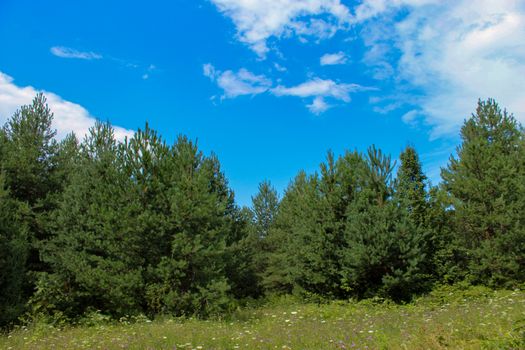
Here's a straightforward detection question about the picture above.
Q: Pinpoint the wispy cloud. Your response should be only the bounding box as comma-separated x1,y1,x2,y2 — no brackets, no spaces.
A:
203,63,272,99
209,0,351,57
274,63,287,72
142,64,157,80
51,46,157,81
307,96,330,114
204,63,374,114
401,109,420,125
0,72,133,141
209,0,525,138
271,77,375,110
203,63,217,80
272,78,356,101
356,0,525,137
50,46,102,60
320,51,348,65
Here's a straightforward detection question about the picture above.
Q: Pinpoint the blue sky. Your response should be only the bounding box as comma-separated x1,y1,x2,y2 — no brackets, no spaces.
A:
1,0,524,206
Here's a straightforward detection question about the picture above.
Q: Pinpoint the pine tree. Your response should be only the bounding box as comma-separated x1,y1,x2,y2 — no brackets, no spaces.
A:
395,146,428,227
144,136,234,316
251,181,279,239
39,121,145,318
442,99,525,286
1,94,58,205
0,172,30,326
0,94,63,323
228,181,280,299
427,186,469,283
340,146,428,300
224,205,261,298
263,151,367,298
262,171,315,294
123,123,171,268
394,146,434,283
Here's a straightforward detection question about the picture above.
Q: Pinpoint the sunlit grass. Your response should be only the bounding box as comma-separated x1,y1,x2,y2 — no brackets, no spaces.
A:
2,286,524,349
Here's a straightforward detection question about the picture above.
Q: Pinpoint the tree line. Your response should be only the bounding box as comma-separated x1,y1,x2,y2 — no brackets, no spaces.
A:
1,94,524,327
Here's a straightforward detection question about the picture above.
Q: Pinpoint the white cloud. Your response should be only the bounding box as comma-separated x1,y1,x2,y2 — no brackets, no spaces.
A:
50,46,102,60
356,0,525,137
203,64,272,99
203,64,374,113
352,0,439,23
272,78,374,113
209,0,351,57
51,47,155,81
401,109,419,125
320,51,348,65
203,63,218,80
207,0,525,133
142,64,157,80
0,72,133,141
274,63,287,72
307,96,330,114
272,78,371,101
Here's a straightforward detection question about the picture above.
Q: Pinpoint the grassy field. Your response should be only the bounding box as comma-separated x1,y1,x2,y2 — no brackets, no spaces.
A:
1,286,524,350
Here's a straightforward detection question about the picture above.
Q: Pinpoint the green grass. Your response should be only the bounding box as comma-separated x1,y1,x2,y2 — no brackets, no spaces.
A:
2,286,524,349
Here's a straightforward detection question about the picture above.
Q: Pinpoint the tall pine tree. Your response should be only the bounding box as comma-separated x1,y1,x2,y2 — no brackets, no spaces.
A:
442,99,525,286
340,146,429,300
144,136,234,316
39,121,144,318
0,94,64,323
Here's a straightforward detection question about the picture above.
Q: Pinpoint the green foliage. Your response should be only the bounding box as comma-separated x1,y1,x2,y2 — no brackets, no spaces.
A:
263,151,369,298
1,93,58,205
251,181,279,239
0,94,63,326
264,147,430,301
225,206,264,299
263,169,339,296
425,186,467,283
143,136,236,317
341,198,430,300
0,173,30,327
442,99,525,287
395,145,428,227
339,147,430,301
1,95,524,328
3,286,524,349
37,123,243,319
39,121,145,318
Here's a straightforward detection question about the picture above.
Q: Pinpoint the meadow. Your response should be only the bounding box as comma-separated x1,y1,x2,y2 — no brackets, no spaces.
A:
1,286,524,350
